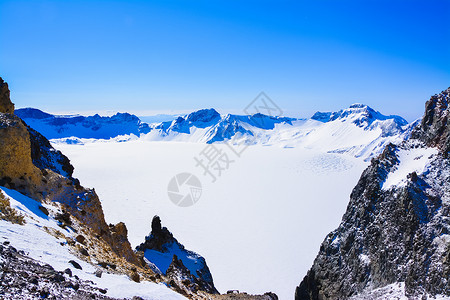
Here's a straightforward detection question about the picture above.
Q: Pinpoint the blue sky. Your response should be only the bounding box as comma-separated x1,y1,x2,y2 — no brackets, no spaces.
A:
0,0,449,121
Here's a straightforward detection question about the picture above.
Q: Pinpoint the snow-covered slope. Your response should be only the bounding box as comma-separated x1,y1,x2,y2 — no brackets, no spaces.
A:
16,107,150,139
0,186,185,300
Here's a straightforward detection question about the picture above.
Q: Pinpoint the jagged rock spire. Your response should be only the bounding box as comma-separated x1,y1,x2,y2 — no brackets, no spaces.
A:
411,87,450,154
0,77,15,114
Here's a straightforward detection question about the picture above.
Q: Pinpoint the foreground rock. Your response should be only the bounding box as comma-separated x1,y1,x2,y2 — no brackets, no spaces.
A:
0,243,118,299
136,216,218,295
0,78,14,114
0,77,140,267
295,88,450,299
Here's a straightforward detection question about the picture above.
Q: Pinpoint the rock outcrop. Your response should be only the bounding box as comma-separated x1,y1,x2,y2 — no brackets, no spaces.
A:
410,87,450,154
0,77,141,267
136,215,218,295
0,78,14,114
295,88,450,300
0,242,119,299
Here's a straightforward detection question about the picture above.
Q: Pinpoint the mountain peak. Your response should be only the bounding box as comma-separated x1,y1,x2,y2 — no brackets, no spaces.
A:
410,87,450,154
312,104,407,128
349,103,370,109
0,77,14,114
186,108,220,123
15,107,53,119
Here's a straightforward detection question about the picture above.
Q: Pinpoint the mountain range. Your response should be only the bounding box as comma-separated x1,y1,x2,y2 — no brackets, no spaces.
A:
18,103,413,161
3,76,450,299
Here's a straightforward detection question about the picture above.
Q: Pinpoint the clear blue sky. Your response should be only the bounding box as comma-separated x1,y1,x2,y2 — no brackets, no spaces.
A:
1,0,449,121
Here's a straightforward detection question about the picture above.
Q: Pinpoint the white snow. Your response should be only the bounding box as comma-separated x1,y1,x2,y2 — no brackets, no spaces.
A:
54,140,368,300
359,254,370,265
0,186,186,300
432,234,450,257
349,282,450,300
383,147,438,190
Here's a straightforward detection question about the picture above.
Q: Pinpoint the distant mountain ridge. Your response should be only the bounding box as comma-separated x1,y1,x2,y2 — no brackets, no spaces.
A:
19,104,413,160
16,107,150,139
312,103,407,126
143,105,413,160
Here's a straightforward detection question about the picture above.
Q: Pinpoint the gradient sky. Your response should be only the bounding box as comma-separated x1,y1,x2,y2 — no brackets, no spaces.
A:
1,0,449,121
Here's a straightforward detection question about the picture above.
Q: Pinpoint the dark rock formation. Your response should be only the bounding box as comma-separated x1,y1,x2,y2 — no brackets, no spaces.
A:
295,87,450,300
27,125,75,179
137,216,175,252
411,87,450,154
137,215,218,294
0,78,14,114
0,243,120,299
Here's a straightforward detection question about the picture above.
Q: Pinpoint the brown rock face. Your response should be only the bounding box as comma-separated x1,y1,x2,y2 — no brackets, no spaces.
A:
0,113,41,190
0,77,140,267
109,222,141,266
0,77,15,114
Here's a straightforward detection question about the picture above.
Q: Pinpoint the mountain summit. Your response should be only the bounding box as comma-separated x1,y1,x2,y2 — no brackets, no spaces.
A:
312,103,407,132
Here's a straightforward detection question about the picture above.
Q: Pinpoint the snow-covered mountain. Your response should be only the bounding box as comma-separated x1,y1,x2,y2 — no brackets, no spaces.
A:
137,104,413,160
16,107,150,139
295,87,450,299
21,105,413,161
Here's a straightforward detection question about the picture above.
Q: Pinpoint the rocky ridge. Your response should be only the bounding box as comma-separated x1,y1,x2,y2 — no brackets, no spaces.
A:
295,88,450,299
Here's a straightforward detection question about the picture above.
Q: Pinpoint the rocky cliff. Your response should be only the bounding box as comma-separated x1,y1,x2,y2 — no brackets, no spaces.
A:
0,78,140,267
0,78,14,114
295,88,450,299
